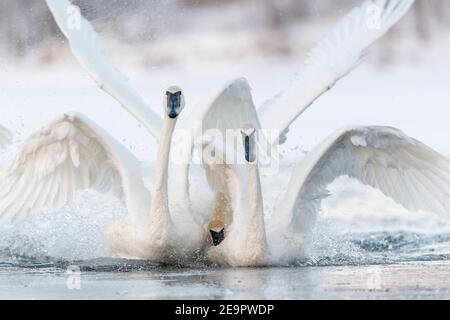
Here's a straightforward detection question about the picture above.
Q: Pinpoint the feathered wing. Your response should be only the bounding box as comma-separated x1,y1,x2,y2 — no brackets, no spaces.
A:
269,126,450,236
258,0,414,145
0,113,150,223
45,0,162,139
0,125,12,149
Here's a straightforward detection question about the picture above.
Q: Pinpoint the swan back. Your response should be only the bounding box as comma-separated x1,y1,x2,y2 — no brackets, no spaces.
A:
46,0,163,139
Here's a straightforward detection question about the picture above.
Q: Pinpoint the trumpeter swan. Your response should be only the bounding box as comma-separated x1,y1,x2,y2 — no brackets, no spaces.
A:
106,86,207,261
0,1,259,257
203,0,415,241
0,0,415,262
44,0,414,227
208,127,269,267
208,126,450,267
0,87,206,262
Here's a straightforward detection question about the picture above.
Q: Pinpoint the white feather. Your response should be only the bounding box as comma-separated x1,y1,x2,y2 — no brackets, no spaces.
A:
0,113,150,224
45,0,163,139
258,0,415,145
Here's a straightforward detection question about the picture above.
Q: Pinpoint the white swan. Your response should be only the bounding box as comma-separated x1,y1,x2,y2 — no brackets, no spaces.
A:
0,0,414,260
0,86,207,262
208,126,450,267
44,0,414,225
44,0,260,227
204,0,414,242
257,0,415,146
0,0,261,263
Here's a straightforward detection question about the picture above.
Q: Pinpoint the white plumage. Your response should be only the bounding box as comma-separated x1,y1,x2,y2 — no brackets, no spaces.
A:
0,125,11,149
0,0,427,267
0,113,149,224
0,78,254,261
258,0,415,145
44,0,262,227
43,0,414,229
208,126,450,267
45,0,162,139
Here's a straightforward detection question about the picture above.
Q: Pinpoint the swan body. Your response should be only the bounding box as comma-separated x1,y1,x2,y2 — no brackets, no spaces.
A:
198,0,415,232
44,0,415,222
258,0,415,145
45,0,262,230
208,126,450,267
1,91,204,263
0,87,206,262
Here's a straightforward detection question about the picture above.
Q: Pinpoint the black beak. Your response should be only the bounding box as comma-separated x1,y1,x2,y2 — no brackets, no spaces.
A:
210,228,225,246
167,91,182,119
244,135,256,163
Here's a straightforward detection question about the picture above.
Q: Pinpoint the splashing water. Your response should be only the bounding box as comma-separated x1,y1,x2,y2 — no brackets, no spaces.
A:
1,178,450,272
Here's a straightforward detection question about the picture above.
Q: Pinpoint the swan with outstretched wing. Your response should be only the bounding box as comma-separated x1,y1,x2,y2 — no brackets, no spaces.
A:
208,126,450,267
0,87,208,262
0,0,415,263
44,0,261,229
203,0,414,243
45,0,436,267
0,77,255,261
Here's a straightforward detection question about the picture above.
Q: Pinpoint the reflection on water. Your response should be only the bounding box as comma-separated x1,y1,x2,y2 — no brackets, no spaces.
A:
2,261,450,299
2,226,450,299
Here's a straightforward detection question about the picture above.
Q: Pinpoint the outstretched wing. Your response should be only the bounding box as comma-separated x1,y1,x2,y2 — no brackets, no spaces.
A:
0,125,12,149
258,0,414,145
46,0,162,139
0,113,150,223
269,126,450,236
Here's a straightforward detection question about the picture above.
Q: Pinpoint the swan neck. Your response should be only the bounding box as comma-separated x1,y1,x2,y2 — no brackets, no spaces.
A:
149,115,176,220
246,162,267,246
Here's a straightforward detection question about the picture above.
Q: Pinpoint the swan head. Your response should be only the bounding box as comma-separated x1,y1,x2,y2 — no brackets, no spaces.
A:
208,220,225,246
240,126,257,163
164,86,185,119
